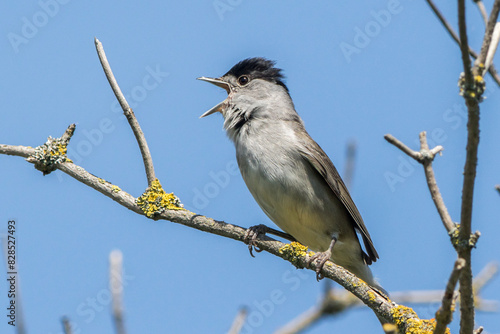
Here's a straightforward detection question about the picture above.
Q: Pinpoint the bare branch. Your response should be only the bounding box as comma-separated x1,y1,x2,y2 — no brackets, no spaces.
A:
476,0,500,69
456,2,487,332
425,0,500,86
473,262,499,292
426,0,464,49
384,134,423,161
61,123,76,142
485,23,500,74
276,289,358,334
458,0,473,86
110,250,127,334
61,317,72,334
474,0,489,26
228,308,248,334
279,258,498,333
474,326,484,334
2,141,432,330
276,306,323,334
94,38,156,186
418,132,455,232
384,132,454,232
434,258,466,334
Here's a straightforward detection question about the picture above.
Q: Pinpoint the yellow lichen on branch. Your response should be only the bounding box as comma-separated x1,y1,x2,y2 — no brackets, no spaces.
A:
390,305,449,334
26,135,73,175
279,242,310,268
136,179,184,218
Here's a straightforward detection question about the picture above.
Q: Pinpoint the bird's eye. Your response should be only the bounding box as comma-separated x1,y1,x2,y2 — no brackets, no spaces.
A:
238,75,249,86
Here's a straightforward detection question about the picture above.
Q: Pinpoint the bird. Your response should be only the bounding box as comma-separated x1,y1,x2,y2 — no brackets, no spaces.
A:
198,57,385,294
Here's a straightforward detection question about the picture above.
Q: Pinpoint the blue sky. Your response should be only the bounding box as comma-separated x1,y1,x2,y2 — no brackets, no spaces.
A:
1,1,499,333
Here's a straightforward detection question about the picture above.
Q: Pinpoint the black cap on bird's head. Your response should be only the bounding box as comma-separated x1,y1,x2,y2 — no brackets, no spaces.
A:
223,57,288,92
197,57,288,117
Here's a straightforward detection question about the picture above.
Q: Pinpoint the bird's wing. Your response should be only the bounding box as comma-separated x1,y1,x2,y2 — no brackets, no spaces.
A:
297,131,379,264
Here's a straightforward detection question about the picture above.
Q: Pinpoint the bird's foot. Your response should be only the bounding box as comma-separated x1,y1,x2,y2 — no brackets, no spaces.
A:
306,250,332,281
306,237,337,281
243,224,268,257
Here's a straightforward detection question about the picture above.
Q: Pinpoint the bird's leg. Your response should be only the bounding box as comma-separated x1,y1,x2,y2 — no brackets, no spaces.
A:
243,225,296,257
243,224,268,257
306,236,337,281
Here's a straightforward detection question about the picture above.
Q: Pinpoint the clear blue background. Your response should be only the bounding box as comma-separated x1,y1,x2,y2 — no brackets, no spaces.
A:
1,1,499,333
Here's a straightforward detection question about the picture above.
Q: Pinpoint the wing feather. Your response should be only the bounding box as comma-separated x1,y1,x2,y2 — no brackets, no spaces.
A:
297,131,379,264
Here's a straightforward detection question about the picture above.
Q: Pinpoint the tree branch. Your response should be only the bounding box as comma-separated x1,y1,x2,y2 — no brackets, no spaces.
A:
425,0,500,86
278,260,498,334
476,0,500,69
61,317,72,334
474,0,489,27
474,326,484,334
228,308,248,334
384,132,454,233
485,23,500,74
276,288,358,334
110,250,127,334
1,140,438,331
458,0,473,85
456,1,490,332
94,38,156,186
434,258,466,334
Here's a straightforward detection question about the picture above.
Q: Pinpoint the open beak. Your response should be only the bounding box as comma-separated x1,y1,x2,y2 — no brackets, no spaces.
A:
197,77,231,118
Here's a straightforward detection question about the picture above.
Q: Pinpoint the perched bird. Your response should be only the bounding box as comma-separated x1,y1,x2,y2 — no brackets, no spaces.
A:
198,57,385,294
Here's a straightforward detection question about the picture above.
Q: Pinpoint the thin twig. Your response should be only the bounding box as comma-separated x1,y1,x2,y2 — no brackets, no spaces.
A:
434,258,466,334
458,0,473,85
61,317,72,334
383,134,422,161
276,305,323,334
418,132,455,232
474,326,484,334
276,289,358,334
61,123,76,142
228,308,248,334
484,23,500,74
110,250,127,334
426,0,465,50
384,133,454,232
474,0,489,26
473,262,499,291
94,38,156,186
425,0,500,86
475,0,500,70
